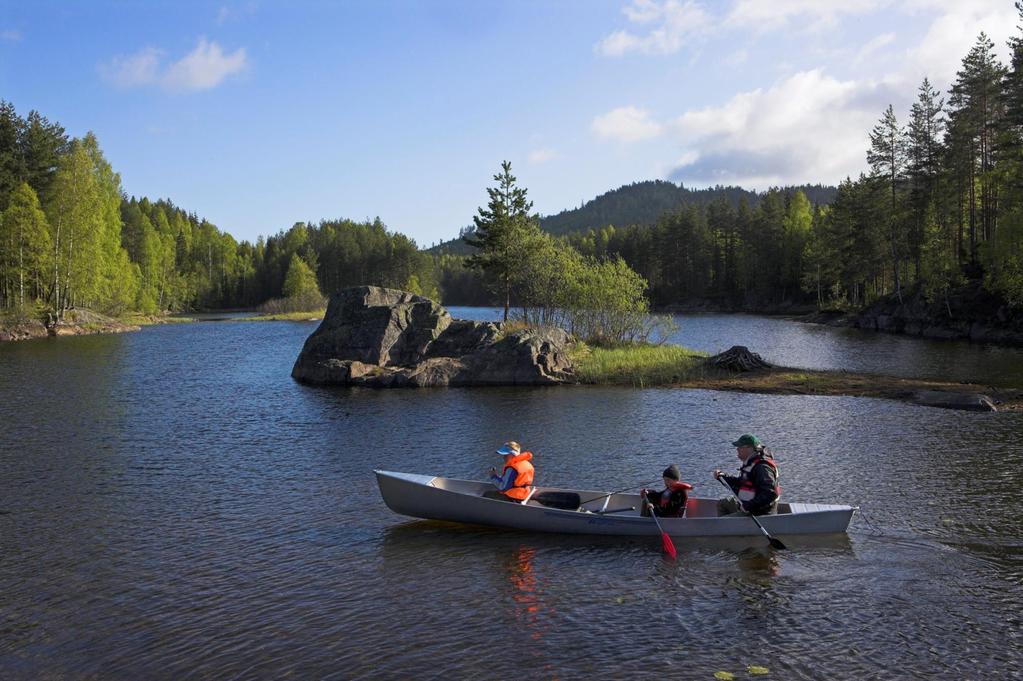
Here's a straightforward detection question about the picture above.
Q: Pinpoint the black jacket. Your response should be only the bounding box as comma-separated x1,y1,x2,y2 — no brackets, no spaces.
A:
722,453,779,515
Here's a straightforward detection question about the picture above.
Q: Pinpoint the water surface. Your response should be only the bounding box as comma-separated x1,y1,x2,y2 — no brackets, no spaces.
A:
1,318,1020,679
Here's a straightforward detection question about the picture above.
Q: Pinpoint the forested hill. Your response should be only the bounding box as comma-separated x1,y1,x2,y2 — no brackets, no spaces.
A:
540,180,837,236
429,180,836,254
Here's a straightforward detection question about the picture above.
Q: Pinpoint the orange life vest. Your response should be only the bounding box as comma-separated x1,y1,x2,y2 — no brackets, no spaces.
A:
501,452,535,500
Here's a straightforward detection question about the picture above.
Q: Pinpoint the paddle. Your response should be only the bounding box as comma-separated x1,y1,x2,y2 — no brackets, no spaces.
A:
716,476,787,550
645,502,677,559
578,479,662,509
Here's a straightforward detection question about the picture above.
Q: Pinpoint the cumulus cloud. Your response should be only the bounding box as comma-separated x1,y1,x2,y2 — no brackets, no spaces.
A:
591,0,1019,188
163,39,247,91
1,29,22,43
100,39,247,92
668,70,886,187
592,106,663,142
901,0,1015,89
597,0,712,56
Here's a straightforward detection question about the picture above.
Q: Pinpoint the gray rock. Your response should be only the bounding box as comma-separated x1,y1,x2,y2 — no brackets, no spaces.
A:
912,390,997,412
292,286,575,387
292,286,450,377
426,319,501,358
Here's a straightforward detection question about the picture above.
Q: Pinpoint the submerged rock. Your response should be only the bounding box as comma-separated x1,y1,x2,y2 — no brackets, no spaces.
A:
291,286,574,387
911,390,997,412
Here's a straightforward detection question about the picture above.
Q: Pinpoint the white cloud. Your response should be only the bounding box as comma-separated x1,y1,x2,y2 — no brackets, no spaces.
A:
668,69,885,187
597,0,713,56
163,39,247,92
528,149,558,164
901,0,1016,89
725,0,888,33
99,47,163,88
592,0,1020,188
853,32,896,65
100,39,247,93
1,29,22,43
592,106,664,142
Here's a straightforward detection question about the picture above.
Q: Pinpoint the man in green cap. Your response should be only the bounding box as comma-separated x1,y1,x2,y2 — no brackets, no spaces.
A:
714,433,780,516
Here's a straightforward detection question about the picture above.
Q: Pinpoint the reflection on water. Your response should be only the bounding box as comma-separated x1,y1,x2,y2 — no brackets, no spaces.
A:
1,319,1022,678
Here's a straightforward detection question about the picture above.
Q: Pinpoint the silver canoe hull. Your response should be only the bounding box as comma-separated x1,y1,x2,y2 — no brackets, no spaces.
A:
374,470,856,537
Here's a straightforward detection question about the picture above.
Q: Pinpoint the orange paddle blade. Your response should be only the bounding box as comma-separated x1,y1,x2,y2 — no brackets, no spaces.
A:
661,531,677,559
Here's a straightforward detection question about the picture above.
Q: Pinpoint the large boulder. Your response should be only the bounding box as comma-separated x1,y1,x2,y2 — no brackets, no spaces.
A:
292,286,575,387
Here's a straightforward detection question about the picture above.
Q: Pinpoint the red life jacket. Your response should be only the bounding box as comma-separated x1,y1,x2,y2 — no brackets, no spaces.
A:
501,452,535,500
736,452,780,503
652,480,693,516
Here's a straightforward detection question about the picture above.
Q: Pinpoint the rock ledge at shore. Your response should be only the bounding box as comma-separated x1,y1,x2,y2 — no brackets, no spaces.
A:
291,287,574,387
0,309,140,342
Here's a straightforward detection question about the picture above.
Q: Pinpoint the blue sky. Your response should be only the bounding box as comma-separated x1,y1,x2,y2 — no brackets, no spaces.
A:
0,1,1017,246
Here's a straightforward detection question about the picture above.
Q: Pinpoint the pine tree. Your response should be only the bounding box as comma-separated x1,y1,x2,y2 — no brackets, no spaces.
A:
0,101,25,212
948,33,1006,265
907,78,945,273
464,161,539,321
867,104,908,302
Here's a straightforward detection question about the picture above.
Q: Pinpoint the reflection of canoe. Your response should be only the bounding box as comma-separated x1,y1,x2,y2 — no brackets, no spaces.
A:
374,470,856,537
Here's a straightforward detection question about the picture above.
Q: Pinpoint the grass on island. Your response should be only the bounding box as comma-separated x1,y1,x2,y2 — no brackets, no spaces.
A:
118,313,196,326
569,340,1023,410
237,309,325,322
572,342,708,387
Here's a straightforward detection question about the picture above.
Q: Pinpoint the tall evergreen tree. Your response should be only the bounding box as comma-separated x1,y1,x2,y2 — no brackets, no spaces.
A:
867,104,908,302
464,161,538,320
948,33,1006,265
906,78,945,273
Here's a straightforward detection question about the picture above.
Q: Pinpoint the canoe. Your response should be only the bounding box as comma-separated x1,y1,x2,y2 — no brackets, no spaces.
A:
374,470,856,537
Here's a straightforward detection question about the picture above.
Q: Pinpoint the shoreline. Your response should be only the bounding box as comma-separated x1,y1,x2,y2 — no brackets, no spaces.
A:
0,310,197,342
669,367,1022,412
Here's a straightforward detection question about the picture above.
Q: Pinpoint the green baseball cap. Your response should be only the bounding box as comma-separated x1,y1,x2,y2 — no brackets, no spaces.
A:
732,433,761,448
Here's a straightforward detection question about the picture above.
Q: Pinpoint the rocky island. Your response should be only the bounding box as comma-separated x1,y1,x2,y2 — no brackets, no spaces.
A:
291,286,574,387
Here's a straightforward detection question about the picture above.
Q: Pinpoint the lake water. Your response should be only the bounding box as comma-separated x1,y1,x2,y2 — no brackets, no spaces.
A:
1,314,1021,679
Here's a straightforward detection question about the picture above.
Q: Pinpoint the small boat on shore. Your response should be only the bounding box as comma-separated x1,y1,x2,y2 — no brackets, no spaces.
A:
374,470,856,538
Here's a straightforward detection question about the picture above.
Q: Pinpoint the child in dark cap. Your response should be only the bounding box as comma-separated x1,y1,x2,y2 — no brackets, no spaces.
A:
640,464,693,518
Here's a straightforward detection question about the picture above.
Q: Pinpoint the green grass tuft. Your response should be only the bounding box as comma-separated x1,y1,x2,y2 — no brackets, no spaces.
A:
572,342,707,386
238,309,325,322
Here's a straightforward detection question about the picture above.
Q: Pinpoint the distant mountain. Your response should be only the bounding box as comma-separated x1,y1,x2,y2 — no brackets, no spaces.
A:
428,180,837,254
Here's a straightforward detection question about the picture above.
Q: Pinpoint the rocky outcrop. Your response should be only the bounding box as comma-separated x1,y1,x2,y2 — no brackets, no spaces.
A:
0,309,139,342
832,283,1023,347
291,286,575,387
